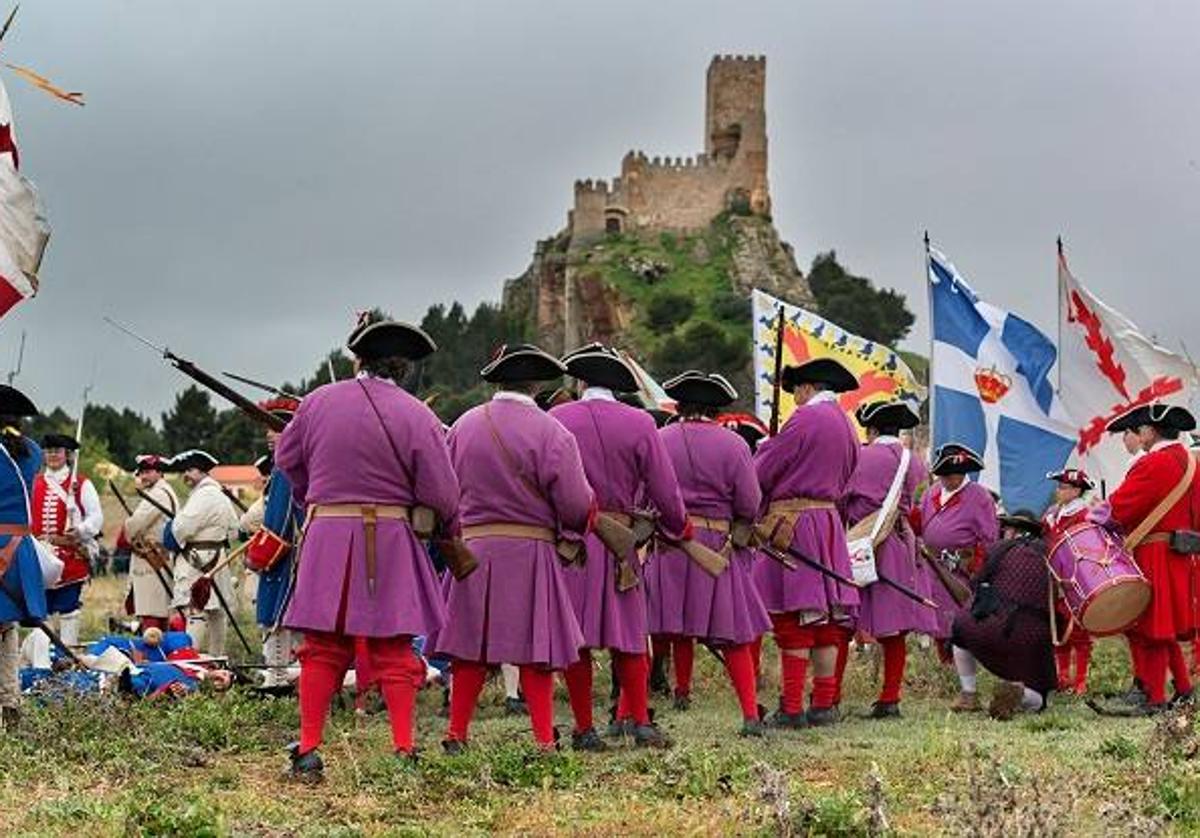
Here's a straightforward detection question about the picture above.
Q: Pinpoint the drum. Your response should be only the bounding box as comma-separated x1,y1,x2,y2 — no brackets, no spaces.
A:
1047,522,1151,635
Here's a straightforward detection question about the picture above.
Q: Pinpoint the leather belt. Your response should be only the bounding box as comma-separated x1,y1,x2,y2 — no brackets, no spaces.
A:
0,524,29,575
687,515,730,533
309,504,413,595
462,523,556,543
767,497,836,516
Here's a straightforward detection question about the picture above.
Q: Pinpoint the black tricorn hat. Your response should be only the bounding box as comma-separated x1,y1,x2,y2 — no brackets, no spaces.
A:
167,449,220,473
0,384,37,417
662,370,738,408
999,509,1043,537
931,442,984,476
1106,402,1196,434
854,399,920,431
480,343,566,384
254,454,273,476
41,433,79,451
781,357,858,394
347,316,437,362
561,343,638,393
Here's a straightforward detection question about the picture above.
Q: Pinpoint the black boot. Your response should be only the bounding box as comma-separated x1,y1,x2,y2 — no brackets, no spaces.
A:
672,690,691,711
633,723,673,749
766,706,807,730
865,700,901,720
805,706,839,727
441,738,467,756
739,718,767,737
504,695,529,716
286,743,324,783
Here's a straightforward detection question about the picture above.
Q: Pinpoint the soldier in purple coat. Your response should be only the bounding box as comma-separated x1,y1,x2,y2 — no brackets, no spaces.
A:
430,344,594,753
841,400,936,719
644,371,772,736
275,317,459,779
914,443,999,713
753,357,860,728
551,343,689,749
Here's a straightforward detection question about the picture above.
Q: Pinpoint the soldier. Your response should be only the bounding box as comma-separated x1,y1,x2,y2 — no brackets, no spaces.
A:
842,400,936,719
431,344,593,752
753,358,860,728
121,454,180,632
1102,403,1200,713
1043,469,1094,694
913,443,999,712
274,317,459,778
550,343,689,749
244,398,303,691
162,450,240,656
0,385,44,729
644,371,772,735
32,433,103,646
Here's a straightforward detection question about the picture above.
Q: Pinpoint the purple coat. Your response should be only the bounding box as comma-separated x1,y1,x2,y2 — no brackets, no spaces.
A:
428,394,593,669
275,377,458,638
753,398,860,617
644,421,771,645
841,440,937,638
917,480,999,638
550,397,688,654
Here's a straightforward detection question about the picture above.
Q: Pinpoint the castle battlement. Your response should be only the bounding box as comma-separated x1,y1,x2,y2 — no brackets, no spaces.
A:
569,55,770,244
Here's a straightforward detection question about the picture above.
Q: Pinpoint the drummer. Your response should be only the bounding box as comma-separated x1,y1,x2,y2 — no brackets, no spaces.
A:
1043,469,1095,695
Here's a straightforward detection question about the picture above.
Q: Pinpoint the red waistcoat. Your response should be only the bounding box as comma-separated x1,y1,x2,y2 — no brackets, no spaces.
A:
31,472,91,585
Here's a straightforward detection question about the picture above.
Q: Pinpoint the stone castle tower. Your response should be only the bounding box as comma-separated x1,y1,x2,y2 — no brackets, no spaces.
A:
568,55,770,244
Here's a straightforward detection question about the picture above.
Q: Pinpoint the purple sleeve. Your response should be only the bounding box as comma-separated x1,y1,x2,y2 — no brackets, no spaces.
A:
412,410,460,527
639,423,688,538
729,438,762,521
976,487,1000,544
544,430,595,536
274,400,309,503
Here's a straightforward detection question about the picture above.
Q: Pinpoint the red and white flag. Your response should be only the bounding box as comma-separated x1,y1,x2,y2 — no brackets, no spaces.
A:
1057,247,1198,488
0,74,50,320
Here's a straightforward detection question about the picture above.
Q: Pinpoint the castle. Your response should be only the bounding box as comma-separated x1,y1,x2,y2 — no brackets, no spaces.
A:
568,55,770,243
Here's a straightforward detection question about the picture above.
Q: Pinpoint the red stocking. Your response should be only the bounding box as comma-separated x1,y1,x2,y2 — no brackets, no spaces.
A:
614,652,650,724
367,635,424,753
771,613,813,714
520,666,556,747
878,633,907,704
673,638,695,696
562,649,594,733
723,643,759,721
1143,642,1169,705
297,631,355,754
446,660,488,743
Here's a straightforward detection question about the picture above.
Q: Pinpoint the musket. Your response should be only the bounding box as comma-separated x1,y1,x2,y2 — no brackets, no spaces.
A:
0,576,87,668
871,570,938,609
757,537,862,589
768,305,786,436
919,545,971,607
220,485,248,514
103,317,286,432
109,480,185,617
221,370,301,401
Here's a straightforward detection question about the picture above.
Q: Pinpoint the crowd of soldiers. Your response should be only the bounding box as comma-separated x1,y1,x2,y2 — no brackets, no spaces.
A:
1,313,1197,782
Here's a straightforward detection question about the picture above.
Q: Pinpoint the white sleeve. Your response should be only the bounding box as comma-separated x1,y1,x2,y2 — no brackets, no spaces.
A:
75,479,104,539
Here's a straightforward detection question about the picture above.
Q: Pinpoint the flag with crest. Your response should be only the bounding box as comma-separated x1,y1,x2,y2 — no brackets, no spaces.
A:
0,73,49,320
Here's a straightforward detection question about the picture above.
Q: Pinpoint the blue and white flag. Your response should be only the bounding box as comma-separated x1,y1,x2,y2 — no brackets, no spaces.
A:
928,247,1077,513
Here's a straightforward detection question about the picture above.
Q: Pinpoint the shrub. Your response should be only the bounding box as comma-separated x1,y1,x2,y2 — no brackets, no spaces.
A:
646,290,696,331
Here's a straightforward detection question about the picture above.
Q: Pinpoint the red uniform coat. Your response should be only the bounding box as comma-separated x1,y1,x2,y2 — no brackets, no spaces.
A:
31,473,91,586
1109,441,1200,641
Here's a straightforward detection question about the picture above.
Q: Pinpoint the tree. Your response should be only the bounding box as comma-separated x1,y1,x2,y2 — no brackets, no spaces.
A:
161,385,219,455
84,404,164,467
807,252,914,346
212,410,263,464
646,290,696,331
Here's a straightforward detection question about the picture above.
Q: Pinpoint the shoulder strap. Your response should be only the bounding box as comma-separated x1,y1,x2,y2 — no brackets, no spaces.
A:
357,379,416,487
868,445,911,546
1125,447,1198,550
483,403,549,506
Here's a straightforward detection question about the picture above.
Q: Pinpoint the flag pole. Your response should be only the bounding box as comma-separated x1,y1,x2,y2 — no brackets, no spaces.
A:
1056,236,1065,395
768,305,786,435
924,231,935,451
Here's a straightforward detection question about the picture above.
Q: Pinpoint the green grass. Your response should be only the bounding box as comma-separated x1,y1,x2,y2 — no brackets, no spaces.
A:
3,578,1194,835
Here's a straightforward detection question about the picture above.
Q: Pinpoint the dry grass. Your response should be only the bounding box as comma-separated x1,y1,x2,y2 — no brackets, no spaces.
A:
1,575,1192,836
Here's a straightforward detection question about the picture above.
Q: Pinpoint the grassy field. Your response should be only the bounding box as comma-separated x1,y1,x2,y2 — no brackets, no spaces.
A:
2,576,1198,836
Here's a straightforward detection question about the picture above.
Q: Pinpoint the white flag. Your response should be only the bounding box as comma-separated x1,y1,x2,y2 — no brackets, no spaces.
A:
1057,248,1198,489
0,75,50,320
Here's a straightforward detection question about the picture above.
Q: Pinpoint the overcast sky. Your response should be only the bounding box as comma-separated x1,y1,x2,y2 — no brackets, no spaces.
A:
1,0,1197,419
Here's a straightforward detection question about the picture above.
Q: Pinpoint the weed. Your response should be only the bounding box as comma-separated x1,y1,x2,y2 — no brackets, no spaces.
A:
1097,733,1140,761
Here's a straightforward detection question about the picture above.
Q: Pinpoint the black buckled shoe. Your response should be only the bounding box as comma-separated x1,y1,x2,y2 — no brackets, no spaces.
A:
805,706,839,727
865,701,901,720
441,738,467,756
606,718,634,738
739,719,767,738
286,743,324,783
766,708,808,730
1171,689,1195,709
672,691,691,712
504,696,529,716
633,723,673,749
571,727,609,752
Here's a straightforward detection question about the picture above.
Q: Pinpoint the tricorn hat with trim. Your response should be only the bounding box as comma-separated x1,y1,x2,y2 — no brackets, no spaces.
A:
346,314,437,362
167,449,219,473
1106,402,1196,434
41,433,79,452
931,442,984,476
0,384,37,417
662,370,738,408
854,399,920,431
561,343,638,393
1047,468,1094,491
480,343,566,384
999,509,1043,537
133,454,169,474
780,357,858,394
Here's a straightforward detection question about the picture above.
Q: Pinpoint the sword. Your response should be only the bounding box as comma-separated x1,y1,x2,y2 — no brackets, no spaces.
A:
759,540,862,589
